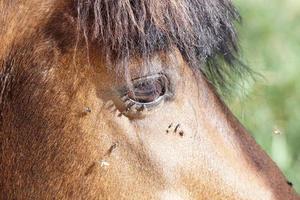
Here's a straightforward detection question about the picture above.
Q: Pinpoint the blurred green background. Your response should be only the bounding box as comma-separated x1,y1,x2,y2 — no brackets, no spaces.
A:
231,0,300,193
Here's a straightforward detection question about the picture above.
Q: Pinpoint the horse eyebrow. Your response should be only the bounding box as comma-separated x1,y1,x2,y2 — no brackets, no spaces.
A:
73,0,251,94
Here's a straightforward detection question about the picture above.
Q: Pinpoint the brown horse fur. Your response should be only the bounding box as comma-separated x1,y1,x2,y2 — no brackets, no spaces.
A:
1,0,300,200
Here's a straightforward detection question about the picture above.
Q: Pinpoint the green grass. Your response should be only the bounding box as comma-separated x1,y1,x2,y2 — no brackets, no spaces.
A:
231,0,300,193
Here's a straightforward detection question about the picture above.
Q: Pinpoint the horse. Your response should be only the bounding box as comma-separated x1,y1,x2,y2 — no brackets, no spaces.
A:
0,0,299,199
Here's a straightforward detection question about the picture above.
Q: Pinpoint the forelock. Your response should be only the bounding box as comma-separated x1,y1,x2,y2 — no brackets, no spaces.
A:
75,0,250,93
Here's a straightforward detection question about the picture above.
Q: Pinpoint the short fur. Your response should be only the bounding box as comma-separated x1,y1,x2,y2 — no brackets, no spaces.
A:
1,2,300,200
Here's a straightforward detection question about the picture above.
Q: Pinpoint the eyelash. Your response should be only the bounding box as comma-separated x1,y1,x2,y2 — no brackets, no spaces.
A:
121,95,149,113
119,73,171,116
121,93,164,113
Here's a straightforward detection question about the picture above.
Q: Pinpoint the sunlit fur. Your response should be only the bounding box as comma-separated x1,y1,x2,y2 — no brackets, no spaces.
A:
1,1,299,200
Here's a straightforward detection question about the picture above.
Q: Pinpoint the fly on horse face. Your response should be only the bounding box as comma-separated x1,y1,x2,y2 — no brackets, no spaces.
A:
0,0,299,199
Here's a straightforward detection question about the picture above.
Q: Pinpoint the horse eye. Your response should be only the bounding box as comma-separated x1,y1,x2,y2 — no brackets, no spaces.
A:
128,76,166,103
120,74,170,115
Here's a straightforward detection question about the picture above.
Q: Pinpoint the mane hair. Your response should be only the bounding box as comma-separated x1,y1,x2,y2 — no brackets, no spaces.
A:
75,0,251,93
0,0,251,99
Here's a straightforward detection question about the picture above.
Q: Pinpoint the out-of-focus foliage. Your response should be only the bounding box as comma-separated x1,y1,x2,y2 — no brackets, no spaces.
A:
231,0,300,193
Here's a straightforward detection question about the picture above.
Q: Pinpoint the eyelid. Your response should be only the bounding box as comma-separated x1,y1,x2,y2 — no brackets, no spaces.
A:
118,73,169,96
122,92,164,110
117,73,172,118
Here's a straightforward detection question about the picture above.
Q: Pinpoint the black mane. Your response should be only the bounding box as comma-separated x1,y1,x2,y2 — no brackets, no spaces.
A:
76,0,250,93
